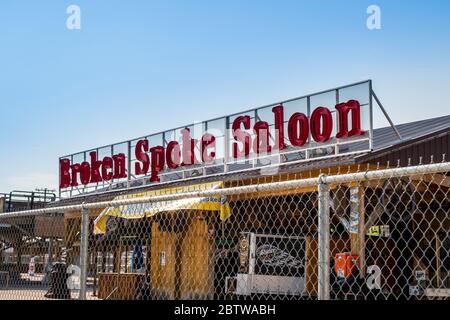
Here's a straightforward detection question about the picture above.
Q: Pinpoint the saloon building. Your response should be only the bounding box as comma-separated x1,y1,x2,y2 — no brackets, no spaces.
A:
3,81,448,300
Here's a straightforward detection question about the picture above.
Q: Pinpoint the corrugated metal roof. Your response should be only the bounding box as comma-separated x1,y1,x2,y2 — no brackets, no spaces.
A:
346,115,450,155
372,115,450,150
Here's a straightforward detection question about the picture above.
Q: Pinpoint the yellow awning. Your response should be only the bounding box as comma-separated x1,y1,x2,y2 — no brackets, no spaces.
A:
93,181,231,234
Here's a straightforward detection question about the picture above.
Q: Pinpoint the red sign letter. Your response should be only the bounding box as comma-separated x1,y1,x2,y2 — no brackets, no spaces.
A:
201,133,216,163
135,139,150,175
150,146,165,182
310,107,333,142
253,121,272,154
272,105,286,151
166,141,181,169
80,162,91,185
336,100,365,138
102,157,114,181
232,116,251,158
59,159,71,188
113,154,127,179
288,112,309,146
181,128,199,166
70,163,81,187
89,152,103,183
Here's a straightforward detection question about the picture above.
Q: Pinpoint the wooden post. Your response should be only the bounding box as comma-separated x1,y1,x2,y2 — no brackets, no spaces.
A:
0,196,4,213
124,245,128,274
436,236,442,288
101,249,106,272
93,248,98,296
174,233,182,300
115,241,122,299
16,243,22,274
350,185,366,277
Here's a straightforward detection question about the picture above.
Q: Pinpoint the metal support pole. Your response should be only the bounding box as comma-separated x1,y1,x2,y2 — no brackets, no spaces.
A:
79,207,89,300
368,81,374,151
318,176,330,300
42,236,54,285
371,90,402,141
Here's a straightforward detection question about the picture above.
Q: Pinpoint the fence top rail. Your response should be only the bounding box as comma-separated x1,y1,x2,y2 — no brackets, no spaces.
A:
0,161,448,219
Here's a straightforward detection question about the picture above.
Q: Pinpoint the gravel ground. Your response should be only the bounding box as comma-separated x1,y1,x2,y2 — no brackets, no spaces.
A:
0,273,98,300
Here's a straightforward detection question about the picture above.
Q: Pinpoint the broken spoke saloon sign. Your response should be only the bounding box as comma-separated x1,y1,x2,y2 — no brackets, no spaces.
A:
59,81,373,197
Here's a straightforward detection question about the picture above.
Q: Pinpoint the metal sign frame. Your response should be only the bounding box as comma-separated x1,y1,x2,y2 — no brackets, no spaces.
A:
59,80,378,198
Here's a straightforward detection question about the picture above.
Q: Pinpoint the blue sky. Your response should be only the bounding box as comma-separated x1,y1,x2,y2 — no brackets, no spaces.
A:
0,0,449,192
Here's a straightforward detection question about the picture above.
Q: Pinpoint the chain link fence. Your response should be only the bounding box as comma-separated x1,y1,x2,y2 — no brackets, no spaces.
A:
0,161,449,300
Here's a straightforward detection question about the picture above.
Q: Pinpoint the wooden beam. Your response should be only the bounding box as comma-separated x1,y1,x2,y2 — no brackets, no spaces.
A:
229,181,376,201
64,208,105,219
410,174,450,188
436,236,442,288
228,185,318,201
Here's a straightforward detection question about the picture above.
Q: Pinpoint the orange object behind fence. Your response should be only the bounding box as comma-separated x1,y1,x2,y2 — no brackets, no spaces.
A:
334,253,359,279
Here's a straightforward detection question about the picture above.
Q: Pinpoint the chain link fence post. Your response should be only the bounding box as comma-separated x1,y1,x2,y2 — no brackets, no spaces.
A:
79,206,89,300
318,174,330,300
